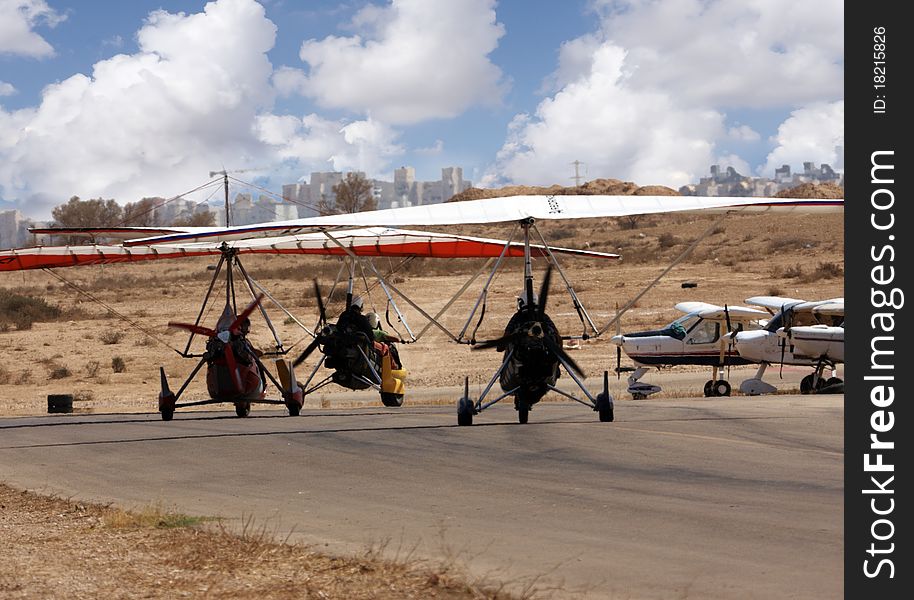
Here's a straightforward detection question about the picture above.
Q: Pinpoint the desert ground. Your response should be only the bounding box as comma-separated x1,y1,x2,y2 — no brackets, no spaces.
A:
1,208,843,598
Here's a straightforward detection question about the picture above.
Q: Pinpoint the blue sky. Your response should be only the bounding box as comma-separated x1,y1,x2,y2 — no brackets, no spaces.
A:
1,0,844,219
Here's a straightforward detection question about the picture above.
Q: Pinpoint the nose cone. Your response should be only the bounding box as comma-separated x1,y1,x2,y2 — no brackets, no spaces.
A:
610,334,624,346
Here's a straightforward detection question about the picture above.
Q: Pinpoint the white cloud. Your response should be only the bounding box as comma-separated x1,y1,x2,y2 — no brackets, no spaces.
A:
483,44,724,189
415,139,444,156
0,0,65,58
292,0,507,124
727,125,760,142
0,0,282,216
0,81,16,96
762,101,844,176
587,0,843,108
255,113,403,179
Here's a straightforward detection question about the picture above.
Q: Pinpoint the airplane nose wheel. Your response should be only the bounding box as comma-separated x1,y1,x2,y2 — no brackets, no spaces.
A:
235,402,251,417
704,380,731,397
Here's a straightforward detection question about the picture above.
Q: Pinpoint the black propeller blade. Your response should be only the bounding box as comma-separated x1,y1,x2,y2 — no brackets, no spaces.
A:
292,337,321,368
537,264,553,318
313,279,327,327
544,336,585,378
471,330,524,351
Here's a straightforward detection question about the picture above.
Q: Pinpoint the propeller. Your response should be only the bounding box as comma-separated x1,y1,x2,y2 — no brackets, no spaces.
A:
167,293,264,392
544,335,585,378
313,279,327,328
293,281,328,368
536,265,553,319
471,330,526,350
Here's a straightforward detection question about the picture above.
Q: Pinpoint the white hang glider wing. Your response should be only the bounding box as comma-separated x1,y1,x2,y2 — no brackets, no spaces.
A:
117,195,844,246
0,227,618,272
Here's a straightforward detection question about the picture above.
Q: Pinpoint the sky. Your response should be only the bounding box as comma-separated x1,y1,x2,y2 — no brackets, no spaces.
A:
0,0,844,219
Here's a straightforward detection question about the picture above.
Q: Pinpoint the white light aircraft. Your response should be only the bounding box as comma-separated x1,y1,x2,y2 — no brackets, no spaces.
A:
728,296,845,395
610,302,769,399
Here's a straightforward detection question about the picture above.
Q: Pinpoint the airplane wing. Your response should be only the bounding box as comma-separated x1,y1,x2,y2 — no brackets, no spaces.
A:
744,295,807,314
0,227,618,272
675,302,769,321
119,195,844,246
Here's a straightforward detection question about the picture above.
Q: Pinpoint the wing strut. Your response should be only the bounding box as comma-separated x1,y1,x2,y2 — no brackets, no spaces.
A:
531,223,599,337
456,223,520,342
596,208,739,337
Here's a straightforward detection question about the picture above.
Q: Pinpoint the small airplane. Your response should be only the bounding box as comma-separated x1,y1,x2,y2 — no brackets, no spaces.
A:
292,280,407,407
463,264,614,425
609,301,769,399
162,293,304,420
728,296,845,395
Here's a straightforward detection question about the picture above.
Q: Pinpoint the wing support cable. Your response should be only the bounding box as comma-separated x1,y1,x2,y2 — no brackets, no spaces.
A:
414,257,496,341
596,208,743,338
41,267,182,354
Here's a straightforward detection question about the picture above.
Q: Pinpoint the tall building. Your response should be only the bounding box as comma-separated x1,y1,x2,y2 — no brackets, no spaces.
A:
680,163,843,196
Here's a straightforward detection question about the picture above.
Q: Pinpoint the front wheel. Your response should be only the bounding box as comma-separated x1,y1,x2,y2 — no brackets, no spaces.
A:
712,380,731,397
161,409,173,421
457,397,474,426
596,392,614,422
381,392,404,407
235,402,251,417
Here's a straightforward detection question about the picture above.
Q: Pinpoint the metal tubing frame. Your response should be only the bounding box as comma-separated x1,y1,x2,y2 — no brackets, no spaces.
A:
416,257,495,340
299,354,327,393
596,209,737,338
477,386,520,412
531,223,599,336
545,384,595,408
356,345,384,387
474,349,514,410
555,354,598,405
182,253,226,356
171,357,208,402
456,224,520,341
235,256,285,351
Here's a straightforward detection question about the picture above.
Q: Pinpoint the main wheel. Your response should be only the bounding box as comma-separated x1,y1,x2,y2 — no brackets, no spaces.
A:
712,380,731,397
381,392,404,407
823,377,844,393
161,409,173,421
287,403,301,416
800,374,825,395
703,380,714,397
235,402,251,417
596,392,614,422
457,397,474,426
517,405,529,424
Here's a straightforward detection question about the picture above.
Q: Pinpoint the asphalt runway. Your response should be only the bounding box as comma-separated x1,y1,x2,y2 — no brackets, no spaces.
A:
0,395,842,599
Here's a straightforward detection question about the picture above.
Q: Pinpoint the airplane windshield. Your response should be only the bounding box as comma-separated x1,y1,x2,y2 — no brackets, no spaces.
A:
766,307,837,331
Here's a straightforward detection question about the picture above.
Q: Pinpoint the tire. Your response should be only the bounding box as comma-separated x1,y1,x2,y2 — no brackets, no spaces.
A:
235,403,251,418
287,403,301,417
596,392,614,422
381,392,404,407
161,409,174,421
517,406,529,424
703,380,714,397
800,374,824,395
712,380,731,397
457,398,474,426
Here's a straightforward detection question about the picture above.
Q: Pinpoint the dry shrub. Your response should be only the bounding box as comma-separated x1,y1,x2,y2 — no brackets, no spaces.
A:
100,329,125,345
85,361,101,378
658,232,680,249
49,365,71,379
0,290,62,330
111,357,126,373
0,365,11,384
810,261,844,280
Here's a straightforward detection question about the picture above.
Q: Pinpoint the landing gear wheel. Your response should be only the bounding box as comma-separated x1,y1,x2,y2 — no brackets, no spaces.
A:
596,392,614,422
287,403,301,417
703,380,714,397
381,392,404,407
631,392,647,400
823,377,844,393
712,380,731,397
457,397,474,426
160,409,173,421
800,374,826,395
235,402,251,417
517,406,529,424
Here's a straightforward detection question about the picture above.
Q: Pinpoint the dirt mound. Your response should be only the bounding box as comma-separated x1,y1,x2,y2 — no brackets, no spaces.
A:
776,182,844,199
448,178,679,202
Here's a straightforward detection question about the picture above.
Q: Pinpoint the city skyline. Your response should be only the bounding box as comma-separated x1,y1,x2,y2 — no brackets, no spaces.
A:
2,0,843,220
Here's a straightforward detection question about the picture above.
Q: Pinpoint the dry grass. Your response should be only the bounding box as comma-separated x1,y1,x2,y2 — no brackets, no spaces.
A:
0,483,531,599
